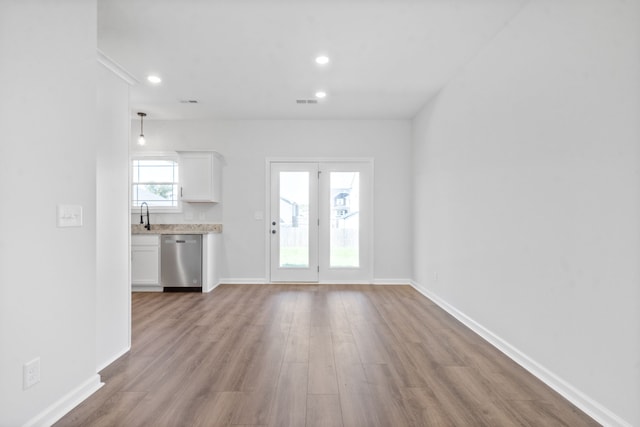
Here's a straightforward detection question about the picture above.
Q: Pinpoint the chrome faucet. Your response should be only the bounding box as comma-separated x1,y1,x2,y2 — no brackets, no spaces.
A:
140,202,151,230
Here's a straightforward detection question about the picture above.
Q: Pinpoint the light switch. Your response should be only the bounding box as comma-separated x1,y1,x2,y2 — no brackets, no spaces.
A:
57,205,83,227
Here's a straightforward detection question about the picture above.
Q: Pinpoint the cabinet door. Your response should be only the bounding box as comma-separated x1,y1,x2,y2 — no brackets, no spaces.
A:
180,152,221,202
131,245,159,285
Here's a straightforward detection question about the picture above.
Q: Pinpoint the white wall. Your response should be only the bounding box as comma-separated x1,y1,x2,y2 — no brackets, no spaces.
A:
412,1,640,425
131,120,412,283
0,1,101,426
96,64,131,370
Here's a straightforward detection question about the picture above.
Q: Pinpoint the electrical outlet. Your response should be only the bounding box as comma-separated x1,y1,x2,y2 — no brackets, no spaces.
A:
23,358,40,389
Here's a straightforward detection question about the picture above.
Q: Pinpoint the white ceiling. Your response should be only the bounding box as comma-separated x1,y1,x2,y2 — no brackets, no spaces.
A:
98,0,527,120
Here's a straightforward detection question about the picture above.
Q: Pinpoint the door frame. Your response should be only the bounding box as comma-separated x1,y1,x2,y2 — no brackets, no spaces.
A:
265,157,374,284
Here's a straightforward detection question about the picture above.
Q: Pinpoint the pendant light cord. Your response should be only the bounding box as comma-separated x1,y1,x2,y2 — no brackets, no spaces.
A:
138,112,146,137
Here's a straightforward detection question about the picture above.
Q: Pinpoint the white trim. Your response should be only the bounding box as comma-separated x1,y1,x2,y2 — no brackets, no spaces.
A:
219,278,269,285
372,279,412,285
409,281,632,427
22,375,103,427
217,279,410,286
96,346,130,373
311,280,371,285
315,280,409,285
97,49,138,85
127,124,132,352
266,157,375,164
132,285,163,292
369,158,375,285
264,159,271,282
202,281,222,293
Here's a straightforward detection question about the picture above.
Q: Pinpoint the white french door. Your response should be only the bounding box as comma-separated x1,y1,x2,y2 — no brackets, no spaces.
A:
269,161,372,283
318,162,372,283
270,163,319,282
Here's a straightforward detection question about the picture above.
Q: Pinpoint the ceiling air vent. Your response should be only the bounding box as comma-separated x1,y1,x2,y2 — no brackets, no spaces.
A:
296,99,318,104
179,100,199,104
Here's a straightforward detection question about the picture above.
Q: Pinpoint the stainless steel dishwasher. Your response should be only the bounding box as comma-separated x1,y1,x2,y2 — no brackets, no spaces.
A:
161,234,202,288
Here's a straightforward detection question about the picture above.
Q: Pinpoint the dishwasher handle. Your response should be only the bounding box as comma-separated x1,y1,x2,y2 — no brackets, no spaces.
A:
164,238,197,244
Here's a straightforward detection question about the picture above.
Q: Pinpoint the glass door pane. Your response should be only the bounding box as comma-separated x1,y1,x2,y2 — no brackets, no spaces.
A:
279,171,309,268
330,172,360,268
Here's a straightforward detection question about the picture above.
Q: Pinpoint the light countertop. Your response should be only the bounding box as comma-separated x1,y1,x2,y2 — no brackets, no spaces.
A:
132,223,222,234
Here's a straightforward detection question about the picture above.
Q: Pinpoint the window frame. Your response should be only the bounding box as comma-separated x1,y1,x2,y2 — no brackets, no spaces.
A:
131,152,182,213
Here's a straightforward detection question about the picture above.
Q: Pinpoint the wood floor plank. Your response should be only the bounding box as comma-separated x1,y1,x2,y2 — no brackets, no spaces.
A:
306,394,343,427
331,329,361,365
335,361,371,396
54,391,146,427
190,391,239,427
268,362,308,427
308,326,339,394
54,285,600,427
349,321,391,364
230,390,276,425
399,387,456,427
339,392,382,427
282,307,310,363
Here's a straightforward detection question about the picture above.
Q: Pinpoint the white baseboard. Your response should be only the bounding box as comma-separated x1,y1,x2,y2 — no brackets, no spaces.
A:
315,280,372,285
372,279,412,285
203,281,222,293
219,279,412,286
132,285,162,292
96,346,130,373
23,375,103,427
409,281,632,427
219,278,268,285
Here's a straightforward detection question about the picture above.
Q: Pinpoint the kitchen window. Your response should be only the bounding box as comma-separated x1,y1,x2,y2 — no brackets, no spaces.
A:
131,156,180,210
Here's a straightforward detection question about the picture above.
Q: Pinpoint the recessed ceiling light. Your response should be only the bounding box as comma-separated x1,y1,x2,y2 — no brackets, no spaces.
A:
315,55,330,65
147,75,162,84
315,91,327,99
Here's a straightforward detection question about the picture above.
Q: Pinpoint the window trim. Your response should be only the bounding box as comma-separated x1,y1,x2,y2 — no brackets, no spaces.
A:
131,152,182,213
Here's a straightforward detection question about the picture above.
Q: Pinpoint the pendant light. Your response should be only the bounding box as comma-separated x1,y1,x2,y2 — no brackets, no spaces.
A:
137,112,147,146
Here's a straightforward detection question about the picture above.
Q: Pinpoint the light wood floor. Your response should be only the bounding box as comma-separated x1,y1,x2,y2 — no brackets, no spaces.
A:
55,284,599,426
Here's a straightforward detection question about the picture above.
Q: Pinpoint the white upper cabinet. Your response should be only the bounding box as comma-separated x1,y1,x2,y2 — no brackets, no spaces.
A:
178,151,222,203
